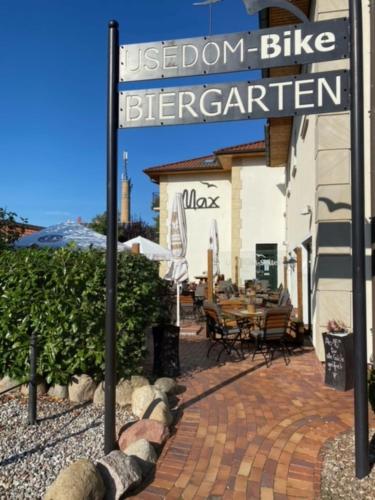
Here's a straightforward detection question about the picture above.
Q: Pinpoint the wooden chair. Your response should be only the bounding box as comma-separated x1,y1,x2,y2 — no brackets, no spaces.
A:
180,293,197,321
203,302,242,362
250,306,292,367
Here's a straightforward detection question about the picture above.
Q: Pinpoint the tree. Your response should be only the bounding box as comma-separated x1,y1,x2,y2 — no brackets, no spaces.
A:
88,212,107,235
118,217,157,242
88,212,157,242
0,208,27,249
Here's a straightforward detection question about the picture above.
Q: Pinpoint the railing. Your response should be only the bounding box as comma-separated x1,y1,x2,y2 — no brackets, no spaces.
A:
0,330,37,425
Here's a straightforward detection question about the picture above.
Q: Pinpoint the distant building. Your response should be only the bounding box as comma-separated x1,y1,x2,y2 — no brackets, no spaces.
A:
145,140,285,288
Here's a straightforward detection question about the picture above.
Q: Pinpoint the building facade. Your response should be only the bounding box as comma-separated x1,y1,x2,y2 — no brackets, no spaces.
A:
144,0,374,363
145,141,285,288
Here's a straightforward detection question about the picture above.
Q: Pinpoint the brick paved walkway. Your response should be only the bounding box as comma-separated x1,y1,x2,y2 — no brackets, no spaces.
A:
132,333,370,499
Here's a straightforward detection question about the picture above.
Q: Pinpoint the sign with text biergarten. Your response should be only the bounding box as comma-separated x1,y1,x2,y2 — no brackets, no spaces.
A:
118,17,350,128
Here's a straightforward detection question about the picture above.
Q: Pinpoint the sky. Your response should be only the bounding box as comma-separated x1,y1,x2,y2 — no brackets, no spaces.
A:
0,0,264,227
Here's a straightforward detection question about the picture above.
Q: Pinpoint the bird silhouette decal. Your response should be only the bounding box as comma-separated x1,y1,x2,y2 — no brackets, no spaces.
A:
319,197,351,213
242,0,309,23
200,181,218,189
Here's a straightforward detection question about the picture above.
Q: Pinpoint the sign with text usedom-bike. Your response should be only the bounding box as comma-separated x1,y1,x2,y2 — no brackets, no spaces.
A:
119,70,349,128
119,18,349,82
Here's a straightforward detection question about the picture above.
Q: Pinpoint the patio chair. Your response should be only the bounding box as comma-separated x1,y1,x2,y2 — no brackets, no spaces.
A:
203,302,242,362
180,293,197,321
250,306,292,367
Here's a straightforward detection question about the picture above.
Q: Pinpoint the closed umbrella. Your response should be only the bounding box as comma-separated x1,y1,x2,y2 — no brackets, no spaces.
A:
164,193,188,326
209,219,220,278
123,236,171,261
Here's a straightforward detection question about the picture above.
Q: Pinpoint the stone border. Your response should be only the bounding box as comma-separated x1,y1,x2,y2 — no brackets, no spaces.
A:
43,376,179,499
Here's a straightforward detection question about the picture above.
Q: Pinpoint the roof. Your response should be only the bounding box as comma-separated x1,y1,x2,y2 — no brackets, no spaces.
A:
144,140,265,182
144,154,219,175
214,140,265,155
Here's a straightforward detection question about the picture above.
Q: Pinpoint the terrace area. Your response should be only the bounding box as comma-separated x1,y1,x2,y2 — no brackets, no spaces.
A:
132,329,373,499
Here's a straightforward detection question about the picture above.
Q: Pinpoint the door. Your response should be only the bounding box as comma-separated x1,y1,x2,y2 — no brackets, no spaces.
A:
256,243,278,291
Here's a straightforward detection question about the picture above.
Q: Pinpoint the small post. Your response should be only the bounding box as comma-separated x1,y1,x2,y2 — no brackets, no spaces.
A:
104,19,119,455
131,243,140,254
235,256,239,285
349,0,369,479
207,249,213,302
28,330,37,425
283,256,288,289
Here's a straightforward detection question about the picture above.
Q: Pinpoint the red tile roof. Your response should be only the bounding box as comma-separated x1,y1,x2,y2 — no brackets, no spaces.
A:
144,140,265,177
214,140,265,155
144,154,219,175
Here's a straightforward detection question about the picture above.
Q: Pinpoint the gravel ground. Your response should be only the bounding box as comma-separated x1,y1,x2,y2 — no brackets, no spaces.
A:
321,429,375,499
0,394,134,499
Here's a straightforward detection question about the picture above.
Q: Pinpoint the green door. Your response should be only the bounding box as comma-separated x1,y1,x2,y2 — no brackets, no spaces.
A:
256,244,278,291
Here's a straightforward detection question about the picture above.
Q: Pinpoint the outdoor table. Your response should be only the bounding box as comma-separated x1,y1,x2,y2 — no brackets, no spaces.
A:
225,309,264,331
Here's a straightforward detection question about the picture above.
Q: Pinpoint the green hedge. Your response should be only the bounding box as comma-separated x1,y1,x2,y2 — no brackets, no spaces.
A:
0,248,167,384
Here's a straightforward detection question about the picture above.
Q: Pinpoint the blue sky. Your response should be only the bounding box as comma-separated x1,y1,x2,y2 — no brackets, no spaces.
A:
0,0,264,227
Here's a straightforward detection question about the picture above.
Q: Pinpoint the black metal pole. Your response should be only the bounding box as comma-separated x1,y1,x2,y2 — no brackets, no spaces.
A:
349,0,369,479
28,330,37,425
104,19,119,455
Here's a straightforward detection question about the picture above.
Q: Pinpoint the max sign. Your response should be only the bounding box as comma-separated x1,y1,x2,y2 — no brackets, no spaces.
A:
119,19,349,82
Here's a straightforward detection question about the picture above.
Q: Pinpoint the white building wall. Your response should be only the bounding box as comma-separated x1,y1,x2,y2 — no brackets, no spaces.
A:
239,159,285,286
165,172,232,281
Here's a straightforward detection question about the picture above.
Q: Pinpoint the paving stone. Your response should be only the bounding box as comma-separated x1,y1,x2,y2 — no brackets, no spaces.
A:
129,330,363,499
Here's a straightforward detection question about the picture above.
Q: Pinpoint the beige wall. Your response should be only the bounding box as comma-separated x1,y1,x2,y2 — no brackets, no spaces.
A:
286,0,373,361
163,172,232,281
239,158,285,286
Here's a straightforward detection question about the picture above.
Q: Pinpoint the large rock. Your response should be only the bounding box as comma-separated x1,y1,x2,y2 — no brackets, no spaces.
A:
93,382,105,406
124,438,157,463
130,375,149,390
148,401,173,427
97,451,142,500
0,376,20,394
124,439,157,476
118,419,170,450
116,379,133,407
68,374,96,403
48,385,68,399
21,378,47,397
154,377,178,395
44,458,104,500
131,385,168,419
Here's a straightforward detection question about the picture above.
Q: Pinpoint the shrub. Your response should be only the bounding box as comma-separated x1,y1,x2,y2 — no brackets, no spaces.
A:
0,247,166,385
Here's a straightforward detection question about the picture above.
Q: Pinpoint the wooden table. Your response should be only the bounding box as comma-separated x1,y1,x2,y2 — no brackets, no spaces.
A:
225,309,264,320
225,309,264,330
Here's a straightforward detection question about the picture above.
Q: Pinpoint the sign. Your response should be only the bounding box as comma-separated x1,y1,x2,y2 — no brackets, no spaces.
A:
323,332,354,391
182,189,220,210
119,18,349,82
119,70,349,128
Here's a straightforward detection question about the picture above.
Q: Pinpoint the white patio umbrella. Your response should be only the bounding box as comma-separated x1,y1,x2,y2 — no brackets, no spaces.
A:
15,222,128,251
123,236,172,261
164,193,189,326
209,219,220,278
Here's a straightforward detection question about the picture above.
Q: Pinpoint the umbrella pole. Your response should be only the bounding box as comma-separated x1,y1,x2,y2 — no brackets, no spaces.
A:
176,283,180,327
